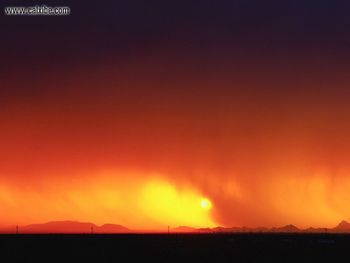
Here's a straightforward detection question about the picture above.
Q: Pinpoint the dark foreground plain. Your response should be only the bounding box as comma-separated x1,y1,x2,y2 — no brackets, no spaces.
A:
1,233,349,263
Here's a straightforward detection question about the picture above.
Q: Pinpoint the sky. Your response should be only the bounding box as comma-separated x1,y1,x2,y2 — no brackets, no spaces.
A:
1,0,350,230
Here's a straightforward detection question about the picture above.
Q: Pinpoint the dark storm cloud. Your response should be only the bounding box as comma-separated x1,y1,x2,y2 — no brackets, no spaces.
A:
2,0,350,63
0,0,349,94
1,0,350,109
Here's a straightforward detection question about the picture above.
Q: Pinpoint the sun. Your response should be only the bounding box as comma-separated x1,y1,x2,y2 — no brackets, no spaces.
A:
200,198,212,210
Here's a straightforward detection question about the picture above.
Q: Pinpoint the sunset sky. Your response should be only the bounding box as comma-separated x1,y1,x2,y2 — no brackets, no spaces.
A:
1,1,350,230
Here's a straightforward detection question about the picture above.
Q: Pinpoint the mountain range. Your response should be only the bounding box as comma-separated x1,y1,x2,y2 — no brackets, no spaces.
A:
174,221,350,233
0,221,130,234
211,221,350,233
1,220,350,234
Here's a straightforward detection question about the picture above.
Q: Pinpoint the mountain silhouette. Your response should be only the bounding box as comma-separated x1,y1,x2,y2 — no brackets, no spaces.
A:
271,224,300,233
97,224,130,233
332,220,350,232
24,221,96,233
11,221,131,234
3,220,350,234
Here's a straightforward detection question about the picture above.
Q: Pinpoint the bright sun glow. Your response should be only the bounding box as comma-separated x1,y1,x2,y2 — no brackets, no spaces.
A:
200,198,212,210
140,179,215,228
